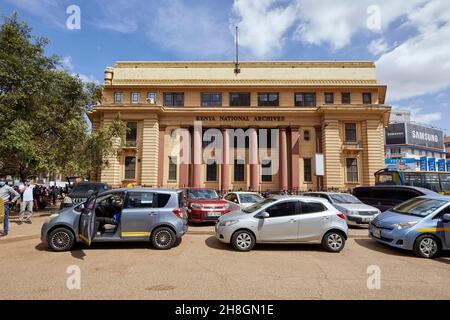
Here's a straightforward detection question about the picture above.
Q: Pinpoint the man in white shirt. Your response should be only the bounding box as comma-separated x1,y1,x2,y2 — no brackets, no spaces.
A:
19,179,35,224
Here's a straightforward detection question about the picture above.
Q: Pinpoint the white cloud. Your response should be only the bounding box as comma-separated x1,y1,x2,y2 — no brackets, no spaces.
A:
6,0,65,28
61,56,74,71
397,106,443,124
231,0,299,57
376,0,450,101
76,73,100,85
368,38,389,55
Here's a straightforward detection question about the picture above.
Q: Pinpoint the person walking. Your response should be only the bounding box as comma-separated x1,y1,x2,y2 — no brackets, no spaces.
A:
0,177,20,236
19,179,35,224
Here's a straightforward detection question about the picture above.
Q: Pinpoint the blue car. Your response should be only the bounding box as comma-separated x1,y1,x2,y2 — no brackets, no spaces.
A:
369,195,450,258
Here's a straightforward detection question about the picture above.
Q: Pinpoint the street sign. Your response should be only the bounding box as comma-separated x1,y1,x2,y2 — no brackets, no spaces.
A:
420,157,428,171
437,159,446,172
428,157,436,171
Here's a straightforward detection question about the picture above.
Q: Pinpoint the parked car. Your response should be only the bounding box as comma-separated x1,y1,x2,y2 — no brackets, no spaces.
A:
60,181,111,209
369,195,450,258
304,192,380,226
42,188,188,251
215,195,348,252
352,185,437,212
185,188,231,223
223,191,264,209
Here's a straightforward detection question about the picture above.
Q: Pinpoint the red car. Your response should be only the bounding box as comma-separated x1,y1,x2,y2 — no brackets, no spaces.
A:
185,188,231,223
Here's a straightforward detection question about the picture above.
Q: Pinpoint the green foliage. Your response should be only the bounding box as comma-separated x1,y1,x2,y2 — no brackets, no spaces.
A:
0,13,124,180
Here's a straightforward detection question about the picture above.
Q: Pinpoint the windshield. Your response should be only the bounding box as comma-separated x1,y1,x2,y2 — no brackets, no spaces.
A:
240,194,263,203
329,194,362,204
72,184,109,193
242,198,276,213
188,189,219,200
391,198,447,217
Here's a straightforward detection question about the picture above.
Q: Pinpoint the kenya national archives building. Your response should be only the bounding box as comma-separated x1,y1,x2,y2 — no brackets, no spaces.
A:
88,61,391,192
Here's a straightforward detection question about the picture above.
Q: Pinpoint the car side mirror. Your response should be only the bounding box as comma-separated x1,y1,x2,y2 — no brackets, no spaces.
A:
443,213,450,222
258,211,270,219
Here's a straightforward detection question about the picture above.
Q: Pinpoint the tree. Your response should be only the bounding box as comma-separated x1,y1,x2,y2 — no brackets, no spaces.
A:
0,13,124,181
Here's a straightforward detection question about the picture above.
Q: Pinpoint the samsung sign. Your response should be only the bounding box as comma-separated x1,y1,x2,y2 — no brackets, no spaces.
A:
385,123,444,151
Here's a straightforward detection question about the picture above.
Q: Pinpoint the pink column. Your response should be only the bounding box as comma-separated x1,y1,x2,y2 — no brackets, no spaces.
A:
290,127,300,192
249,127,259,191
179,128,190,188
279,127,288,191
221,128,230,192
192,127,202,187
157,126,166,187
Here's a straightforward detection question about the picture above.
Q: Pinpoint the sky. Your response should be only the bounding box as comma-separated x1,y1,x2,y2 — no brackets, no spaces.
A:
0,0,449,134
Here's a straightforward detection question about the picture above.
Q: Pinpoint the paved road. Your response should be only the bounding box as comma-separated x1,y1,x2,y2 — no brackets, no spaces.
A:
1,216,449,300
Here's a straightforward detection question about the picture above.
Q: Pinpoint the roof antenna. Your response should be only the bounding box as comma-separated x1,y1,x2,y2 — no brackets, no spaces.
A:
234,26,241,75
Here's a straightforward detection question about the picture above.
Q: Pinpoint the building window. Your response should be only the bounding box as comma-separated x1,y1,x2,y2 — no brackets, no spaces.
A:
147,92,156,104
114,92,123,104
341,92,351,104
206,161,217,181
168,156,177,181
201,93,222,107
257,129,272,149
346,158,358,182
304,130,310,141
304,158,312,182
126,122,137,147
324,92,334,104
258,93,279,106
163,92,184,107
229,93,250,106
363,92,372,104
131,92,140,103
261,160,272,182
344,123,357,142
295,93,316,107
124,156,136,180
234,160,245,181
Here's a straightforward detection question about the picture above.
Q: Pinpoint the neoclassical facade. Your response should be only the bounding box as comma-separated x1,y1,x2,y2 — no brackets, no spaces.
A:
88,61,391,192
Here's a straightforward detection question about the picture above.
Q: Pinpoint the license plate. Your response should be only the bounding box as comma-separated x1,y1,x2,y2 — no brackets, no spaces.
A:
362,217,371,223
207,212,221,217
372,227,381,238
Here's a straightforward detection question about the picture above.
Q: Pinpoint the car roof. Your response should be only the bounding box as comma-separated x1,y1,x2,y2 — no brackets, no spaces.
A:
304,192,351,195
271,195,330,203
353,185,437,194
416,194,450,201
227,191,261,195
104,187,182,193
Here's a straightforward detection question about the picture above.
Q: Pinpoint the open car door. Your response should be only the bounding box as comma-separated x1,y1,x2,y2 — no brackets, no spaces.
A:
78,192,98,246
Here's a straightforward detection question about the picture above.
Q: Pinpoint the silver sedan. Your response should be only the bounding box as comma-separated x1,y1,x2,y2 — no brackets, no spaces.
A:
215,195,348,252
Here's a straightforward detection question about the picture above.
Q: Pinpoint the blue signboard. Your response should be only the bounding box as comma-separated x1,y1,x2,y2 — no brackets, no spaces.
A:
428,157,436,171
447,160,450,172
420,157,428,171
437,159,446,172
385,158,415,170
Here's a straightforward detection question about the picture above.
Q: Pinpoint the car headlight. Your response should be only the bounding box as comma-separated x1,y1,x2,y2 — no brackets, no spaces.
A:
191,203,203,209
219,220,239,227
393,221,418,229
224,203,230,209
346,210,358,216
63,196,72,204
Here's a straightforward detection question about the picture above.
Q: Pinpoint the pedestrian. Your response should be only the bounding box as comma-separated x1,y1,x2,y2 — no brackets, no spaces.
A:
19,179,35,224
0,177,20,236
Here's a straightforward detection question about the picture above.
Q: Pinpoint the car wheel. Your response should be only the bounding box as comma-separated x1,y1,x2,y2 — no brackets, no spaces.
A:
48,228,75,252
414,235,440,259
151,227,176,250
173,236,182,247
231,230,255,252
322,231,346,252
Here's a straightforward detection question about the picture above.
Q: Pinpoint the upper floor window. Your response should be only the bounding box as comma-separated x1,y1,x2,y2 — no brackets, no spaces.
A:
164,92,184,107
363,92,372,104
124,156,136,180
114,92,123,104
324,92,334,104
131,92,140,103
201,93,222,107
229,93,250,106
168,156,177,181
304,130,310,141
147,92,156,104
295,93,316,107
234,159,245,182
125,122,137,147
345,123,357,142
206,161,217,181
341,92,351,104
258,93,279,107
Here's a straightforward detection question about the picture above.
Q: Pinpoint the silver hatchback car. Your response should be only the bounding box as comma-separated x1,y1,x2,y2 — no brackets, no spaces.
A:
215,196,348,252
41,188,188,251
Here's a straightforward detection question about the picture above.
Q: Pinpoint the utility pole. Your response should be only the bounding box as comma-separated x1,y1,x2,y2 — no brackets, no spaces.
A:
234,26,241,75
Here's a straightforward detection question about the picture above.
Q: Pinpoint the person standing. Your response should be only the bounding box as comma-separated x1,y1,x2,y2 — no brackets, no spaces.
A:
19,179,35,224
0,177,20,236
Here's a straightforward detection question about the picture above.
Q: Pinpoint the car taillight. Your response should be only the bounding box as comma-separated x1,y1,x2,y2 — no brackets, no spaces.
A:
173,208,184,219
337,213,346,220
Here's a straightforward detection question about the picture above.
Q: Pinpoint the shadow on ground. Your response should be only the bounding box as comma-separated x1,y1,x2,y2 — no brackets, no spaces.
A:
355,238,450,265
